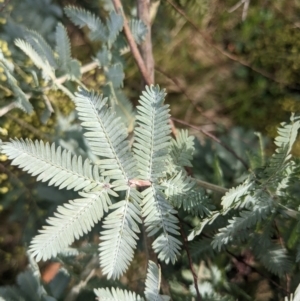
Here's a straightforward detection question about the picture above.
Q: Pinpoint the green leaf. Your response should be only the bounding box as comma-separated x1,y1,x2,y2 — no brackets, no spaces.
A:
55,23,81,80
99,188,142,279
142,185,181,264
1,139,104,192
107,10,123,44
130,19,148,44
94,287,144,301
133,85,171,182
221,178,254,210
30,191,111,261
105,63,124,88
169,129,195,172
24,29,57,69
15,39,55,81
162,172,211,217
65,6,108,41
145,261,170,301
1,64,33,114
74,88,138,187
95,46,111,67
264,114,300,188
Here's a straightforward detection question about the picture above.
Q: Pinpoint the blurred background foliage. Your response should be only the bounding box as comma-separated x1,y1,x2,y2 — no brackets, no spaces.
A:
1,0,300,300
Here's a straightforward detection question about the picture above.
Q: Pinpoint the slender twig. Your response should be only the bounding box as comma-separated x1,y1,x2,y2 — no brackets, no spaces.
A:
137,0,155,84
165,0,297,89
171,117,249,170
179,221,202,301
195,179,228,194
111,0,153,86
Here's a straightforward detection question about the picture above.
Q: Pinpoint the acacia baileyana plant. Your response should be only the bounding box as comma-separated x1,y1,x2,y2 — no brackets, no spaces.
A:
0,85,210,280
2,2,300,300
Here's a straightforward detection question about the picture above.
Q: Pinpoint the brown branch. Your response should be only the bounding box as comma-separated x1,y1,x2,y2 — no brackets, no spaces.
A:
111,0,153,86
165,0,298,89
171,117,249,170
137,0,155,84
179,220,202,301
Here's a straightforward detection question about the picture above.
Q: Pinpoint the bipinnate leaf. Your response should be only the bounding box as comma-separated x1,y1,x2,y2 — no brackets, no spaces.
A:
94,287,144,301
30,191,111,261
65,6,108,41
56,23,81,80
221,178,253,210
162,171,211,217
15,39,55,80
105,63,124,88
169,129,195,170
264,114,300,186
142,185,181,264
74,88,138,188
1,139,105,192
130,19,148,44
55,23,71,71
99,188,142,279
1,65,33,114
24,30,57,69
212,192,273,251
95,46,111,67
106,10,123,44
145,261,170,301
133,85,171,182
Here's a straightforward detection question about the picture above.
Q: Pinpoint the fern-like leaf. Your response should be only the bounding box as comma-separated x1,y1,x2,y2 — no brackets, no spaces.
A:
95,46,111,67
251,232,293,277
1,64,33,113
188,211,221,241
24,30,57,69
30,191,111,261
56,23,81,80
142,185,181,263
133,85,171,182
105,63,124,88
162,172,211,217
130,19,148,44
106,10,123,44
212,192,273,250
264,114,300,186
221,178,254,210
169,129,194,171
15,39,55,81
94,287,144,301
74,88,138,188
145,261,170,301
1,139,108,192
56,23,71,71
65,6,108,41
99,188,142,279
